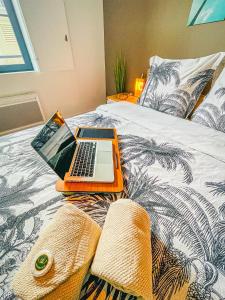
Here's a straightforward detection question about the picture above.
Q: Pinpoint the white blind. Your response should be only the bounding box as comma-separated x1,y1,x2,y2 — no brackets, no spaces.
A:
0,0,24,66
0,0,5,11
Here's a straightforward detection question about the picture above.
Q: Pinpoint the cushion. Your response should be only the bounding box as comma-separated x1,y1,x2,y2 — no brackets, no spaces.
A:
12,204,101,300
191,67,225,133
139,53,225,118
90,199,152,300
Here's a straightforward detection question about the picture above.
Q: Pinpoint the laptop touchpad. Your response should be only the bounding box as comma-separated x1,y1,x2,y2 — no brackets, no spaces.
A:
96,151,112,164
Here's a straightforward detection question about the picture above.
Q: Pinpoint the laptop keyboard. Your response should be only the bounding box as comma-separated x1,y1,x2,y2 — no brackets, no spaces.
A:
71,142,97,177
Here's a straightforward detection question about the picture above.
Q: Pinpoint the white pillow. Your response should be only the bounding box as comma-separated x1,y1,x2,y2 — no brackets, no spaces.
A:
191,67,225,133
139,53,225,118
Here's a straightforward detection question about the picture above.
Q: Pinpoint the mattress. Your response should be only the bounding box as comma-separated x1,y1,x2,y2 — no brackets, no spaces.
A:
0,101,225,299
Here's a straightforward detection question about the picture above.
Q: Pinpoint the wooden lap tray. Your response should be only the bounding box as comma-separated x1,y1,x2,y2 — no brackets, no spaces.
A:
55,128,124,194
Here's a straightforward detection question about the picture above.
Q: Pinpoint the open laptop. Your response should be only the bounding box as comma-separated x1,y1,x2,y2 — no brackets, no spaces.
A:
31,111,114,183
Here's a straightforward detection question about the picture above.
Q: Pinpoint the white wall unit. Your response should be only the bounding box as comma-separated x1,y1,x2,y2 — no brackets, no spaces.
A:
19,0,74,71
0,0,106,124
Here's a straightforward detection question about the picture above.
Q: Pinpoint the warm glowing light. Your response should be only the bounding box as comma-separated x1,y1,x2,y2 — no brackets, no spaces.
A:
134,77,145,97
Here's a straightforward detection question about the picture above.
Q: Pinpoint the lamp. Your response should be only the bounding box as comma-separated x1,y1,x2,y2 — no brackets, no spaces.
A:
134,74,145,97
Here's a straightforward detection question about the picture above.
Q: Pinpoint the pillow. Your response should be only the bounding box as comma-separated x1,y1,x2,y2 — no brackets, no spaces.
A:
191,67,225,133
139,53,225,118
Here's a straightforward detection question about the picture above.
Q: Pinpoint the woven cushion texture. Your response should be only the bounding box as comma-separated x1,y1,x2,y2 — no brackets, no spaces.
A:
12,204,101,300
91,199,152,300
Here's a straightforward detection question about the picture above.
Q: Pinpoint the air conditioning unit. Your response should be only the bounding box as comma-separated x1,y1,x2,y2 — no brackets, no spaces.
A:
0,93,45,136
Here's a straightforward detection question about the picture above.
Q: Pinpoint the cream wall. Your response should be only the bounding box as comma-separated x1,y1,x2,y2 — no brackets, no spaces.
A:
0,0,106,120
104,0,225,95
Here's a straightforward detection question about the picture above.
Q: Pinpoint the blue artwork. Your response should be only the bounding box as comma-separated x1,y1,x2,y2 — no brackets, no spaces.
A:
187,0,225,26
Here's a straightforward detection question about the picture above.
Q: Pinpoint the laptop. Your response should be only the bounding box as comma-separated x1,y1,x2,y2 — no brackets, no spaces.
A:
31,111,114,183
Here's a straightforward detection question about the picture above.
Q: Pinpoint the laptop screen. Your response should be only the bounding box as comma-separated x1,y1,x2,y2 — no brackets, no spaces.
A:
31,111,77,179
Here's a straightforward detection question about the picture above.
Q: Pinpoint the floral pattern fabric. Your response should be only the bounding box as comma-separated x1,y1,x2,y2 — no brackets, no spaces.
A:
192,67,225,133
139,53,224,118
1,102,225,300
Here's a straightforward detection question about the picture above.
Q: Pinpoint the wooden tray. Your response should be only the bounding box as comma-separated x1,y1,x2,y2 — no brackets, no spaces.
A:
55,128,124,194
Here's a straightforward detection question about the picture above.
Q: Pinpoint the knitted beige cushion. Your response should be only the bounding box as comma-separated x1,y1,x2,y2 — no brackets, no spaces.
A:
90,198,152,300
12,203,101,300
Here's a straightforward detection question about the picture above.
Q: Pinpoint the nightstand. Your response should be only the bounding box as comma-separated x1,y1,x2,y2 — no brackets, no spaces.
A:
107,93,139,104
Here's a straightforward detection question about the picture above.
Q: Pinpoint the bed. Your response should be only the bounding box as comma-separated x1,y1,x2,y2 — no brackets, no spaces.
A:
1,101,225,299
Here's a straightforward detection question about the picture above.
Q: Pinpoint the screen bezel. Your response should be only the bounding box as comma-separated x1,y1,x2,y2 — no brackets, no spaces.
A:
31,111,76,179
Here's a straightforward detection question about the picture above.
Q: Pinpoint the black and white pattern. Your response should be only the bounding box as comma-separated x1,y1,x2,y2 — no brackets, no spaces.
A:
139,53,224,118
192,67,225,133
1,102,225,299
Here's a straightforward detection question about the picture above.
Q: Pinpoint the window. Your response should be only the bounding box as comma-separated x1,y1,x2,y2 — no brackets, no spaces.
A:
0,0,33,73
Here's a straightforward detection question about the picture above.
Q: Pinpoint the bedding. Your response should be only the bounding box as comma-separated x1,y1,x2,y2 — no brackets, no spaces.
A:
139,53,225,118
1,101,225,300
192,67,225,133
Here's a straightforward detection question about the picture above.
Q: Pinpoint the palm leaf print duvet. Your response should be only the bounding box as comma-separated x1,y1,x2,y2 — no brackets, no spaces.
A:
0,102,225,300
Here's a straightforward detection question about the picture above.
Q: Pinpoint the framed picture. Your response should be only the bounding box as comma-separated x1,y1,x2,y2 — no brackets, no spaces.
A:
187,0,225,26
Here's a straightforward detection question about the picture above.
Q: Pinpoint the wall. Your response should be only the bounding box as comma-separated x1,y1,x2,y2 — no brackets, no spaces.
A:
103,0,150,95
147,0,225,58
0,0,106,121
104,0,225,95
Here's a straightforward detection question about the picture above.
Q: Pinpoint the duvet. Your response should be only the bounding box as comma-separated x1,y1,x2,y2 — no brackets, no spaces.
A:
0,101,225,300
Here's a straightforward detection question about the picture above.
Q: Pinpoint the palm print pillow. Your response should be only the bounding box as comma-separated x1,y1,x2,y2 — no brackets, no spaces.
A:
191,67,225,133
139,53,225,118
